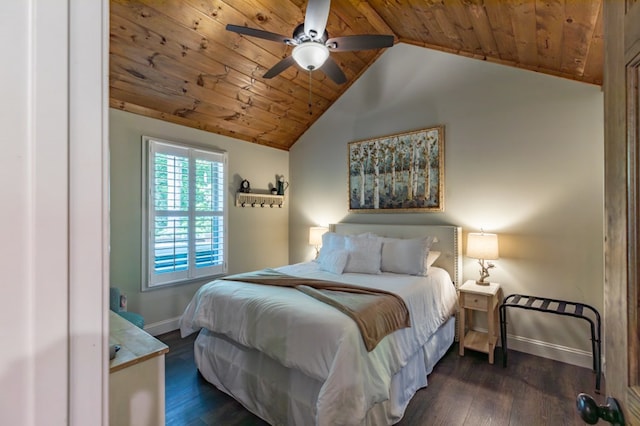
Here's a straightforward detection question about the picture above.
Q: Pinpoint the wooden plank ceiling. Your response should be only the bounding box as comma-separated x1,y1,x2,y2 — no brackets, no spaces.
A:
110,0,603,151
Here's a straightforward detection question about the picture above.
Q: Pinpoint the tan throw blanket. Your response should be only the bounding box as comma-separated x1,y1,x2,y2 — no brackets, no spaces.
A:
222,269,411,351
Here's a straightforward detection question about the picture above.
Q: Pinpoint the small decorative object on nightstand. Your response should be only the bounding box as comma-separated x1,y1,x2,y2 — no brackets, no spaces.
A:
458,279,502,364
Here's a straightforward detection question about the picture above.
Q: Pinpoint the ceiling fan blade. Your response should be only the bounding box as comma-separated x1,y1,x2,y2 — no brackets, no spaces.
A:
326,34,394,52
226,24,290,44
263,56,296,79
304,0,331,40
320,57,347,85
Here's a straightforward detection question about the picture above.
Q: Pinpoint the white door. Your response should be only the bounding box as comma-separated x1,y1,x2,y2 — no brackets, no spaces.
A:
0,1,108,425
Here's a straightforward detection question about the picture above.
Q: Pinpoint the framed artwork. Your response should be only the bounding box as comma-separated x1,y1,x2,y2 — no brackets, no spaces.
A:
348,126,444,212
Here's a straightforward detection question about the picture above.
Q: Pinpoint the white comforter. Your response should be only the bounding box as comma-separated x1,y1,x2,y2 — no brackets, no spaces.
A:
180,262,458,425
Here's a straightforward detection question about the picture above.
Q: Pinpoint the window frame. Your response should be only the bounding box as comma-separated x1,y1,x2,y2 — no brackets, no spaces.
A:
141,136,228,291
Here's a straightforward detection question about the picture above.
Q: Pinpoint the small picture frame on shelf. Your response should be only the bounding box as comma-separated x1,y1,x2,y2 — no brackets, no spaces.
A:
239,179,251,193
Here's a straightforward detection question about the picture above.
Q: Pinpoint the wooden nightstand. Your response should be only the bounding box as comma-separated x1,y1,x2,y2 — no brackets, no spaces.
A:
458,280,502,364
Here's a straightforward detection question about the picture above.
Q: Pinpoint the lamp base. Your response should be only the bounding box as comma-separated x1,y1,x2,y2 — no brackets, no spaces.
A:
475,279,490,286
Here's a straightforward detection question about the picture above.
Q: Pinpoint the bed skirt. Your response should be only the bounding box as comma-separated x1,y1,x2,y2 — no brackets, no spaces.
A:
193,316,455,425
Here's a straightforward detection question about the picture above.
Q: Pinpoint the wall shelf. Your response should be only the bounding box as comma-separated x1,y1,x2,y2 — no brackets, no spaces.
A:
235,192,284,208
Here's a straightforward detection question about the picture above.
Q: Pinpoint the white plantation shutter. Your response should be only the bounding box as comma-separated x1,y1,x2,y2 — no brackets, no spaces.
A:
192,150,226,277
144,137,227,289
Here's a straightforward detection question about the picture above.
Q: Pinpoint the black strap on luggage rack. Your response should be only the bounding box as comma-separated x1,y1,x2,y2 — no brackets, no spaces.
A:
499,294,601,393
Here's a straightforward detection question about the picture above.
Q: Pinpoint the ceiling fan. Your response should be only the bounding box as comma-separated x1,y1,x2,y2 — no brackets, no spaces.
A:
225,0,394,85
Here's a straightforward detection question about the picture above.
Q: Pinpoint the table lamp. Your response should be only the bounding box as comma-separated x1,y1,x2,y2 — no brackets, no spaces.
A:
466,231,499,285
309,226,328,258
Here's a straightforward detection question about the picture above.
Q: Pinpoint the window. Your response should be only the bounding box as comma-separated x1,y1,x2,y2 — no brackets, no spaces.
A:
142,136,227,289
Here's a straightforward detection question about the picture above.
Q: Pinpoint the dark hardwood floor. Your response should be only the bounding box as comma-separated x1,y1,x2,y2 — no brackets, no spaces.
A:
159,330,603,425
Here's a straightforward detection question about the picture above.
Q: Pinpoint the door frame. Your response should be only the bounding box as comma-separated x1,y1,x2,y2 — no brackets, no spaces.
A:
69,0,110,424
604,0,640,422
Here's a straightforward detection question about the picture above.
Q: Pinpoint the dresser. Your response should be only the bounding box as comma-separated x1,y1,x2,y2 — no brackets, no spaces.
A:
109,311,169,425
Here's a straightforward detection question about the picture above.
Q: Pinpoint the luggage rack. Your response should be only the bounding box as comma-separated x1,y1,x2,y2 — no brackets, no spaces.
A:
499,294,602,393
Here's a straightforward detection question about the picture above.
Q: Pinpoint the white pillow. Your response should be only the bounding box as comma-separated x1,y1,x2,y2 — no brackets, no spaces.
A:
316,232,346,264
425,250,441,275
318,249,349,274
357,232,379,239
317,232,378,264
343,234,383,274
380,236,435,276
322,232,346,250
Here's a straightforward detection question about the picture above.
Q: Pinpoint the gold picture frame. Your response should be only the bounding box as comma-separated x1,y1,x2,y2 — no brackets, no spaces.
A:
348,126,444,213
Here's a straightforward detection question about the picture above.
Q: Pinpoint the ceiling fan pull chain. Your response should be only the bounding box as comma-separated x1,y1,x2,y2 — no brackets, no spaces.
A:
308,70,313,115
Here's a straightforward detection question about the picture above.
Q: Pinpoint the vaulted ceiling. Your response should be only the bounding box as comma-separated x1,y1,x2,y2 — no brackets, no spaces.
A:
109,0,603,151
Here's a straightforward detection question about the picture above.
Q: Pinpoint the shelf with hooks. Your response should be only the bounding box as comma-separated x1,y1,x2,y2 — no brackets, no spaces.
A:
235,192,284,208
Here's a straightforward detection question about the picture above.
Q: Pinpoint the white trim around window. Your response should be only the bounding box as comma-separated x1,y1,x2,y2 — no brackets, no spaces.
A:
141,136,228,290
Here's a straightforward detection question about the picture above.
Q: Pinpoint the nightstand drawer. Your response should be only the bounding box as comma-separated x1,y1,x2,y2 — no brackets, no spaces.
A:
462,293,489,310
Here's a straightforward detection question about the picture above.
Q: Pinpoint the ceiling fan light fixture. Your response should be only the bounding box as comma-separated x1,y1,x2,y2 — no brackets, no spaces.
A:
292,42,329,71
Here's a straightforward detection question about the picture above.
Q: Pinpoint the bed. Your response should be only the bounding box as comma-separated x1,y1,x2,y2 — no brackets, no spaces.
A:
179,224,462,425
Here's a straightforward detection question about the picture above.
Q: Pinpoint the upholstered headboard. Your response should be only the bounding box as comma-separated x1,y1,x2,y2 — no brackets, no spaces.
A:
331,223,463,288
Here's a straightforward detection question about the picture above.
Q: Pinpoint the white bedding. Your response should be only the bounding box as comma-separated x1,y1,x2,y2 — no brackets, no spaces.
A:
180,262,458,425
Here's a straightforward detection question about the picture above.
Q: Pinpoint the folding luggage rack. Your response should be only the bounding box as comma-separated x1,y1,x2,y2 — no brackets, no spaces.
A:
499,294,601,392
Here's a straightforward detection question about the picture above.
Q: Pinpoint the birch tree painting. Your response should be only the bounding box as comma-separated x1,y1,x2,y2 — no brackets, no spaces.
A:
348,126,444,212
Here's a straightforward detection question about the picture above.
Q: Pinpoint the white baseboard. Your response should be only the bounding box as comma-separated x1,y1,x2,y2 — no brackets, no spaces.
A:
467,326,596,370
144,316,181,336
503,332,595,370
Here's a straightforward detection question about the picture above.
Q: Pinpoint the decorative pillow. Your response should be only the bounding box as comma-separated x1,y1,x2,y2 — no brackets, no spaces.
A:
380,236,435,276
357,232,379,239
322,232,346,250
343,234,383,274
318,249,349,274
316,232,346,264
424,250,441,275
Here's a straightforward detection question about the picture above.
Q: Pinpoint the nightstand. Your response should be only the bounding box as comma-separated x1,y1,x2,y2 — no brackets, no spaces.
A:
458,280,501,364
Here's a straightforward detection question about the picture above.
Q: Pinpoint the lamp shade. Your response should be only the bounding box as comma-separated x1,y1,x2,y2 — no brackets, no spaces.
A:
292,42,329,71
466,232,499,260
309,226,328,246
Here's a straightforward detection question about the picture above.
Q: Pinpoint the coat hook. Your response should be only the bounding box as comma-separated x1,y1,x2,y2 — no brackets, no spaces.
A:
241,202,245,207
261,202,265,207
251,202,256,207
270,202,274,208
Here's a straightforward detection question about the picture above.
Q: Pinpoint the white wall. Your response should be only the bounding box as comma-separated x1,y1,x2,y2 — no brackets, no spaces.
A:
110,109,289,330
290,43,604,366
